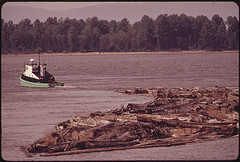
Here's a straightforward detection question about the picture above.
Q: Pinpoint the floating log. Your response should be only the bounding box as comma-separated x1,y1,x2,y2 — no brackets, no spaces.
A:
25,87,239,157
40,138,192,157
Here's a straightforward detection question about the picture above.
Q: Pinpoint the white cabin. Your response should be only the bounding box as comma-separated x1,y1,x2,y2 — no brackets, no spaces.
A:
23,59,46,79
23,64,39,79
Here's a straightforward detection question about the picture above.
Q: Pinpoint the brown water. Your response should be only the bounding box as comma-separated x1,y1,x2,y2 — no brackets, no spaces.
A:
1,52,239,160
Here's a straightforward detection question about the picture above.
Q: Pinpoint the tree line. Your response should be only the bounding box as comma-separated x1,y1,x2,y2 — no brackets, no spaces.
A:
1,14,239,54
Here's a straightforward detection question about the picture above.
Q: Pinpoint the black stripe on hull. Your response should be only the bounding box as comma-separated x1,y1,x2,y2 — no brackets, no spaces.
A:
21,74,55,83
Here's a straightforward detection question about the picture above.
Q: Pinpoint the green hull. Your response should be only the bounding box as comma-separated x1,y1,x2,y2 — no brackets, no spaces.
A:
20,77,64,87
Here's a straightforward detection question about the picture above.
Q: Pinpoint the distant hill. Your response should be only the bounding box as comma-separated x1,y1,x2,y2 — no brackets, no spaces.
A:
2,6,53,23
2,3,163,23
2,2,239,23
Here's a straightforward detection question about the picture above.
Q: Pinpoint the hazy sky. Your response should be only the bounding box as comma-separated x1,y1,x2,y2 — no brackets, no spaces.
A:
2,1,239,23
4,2,113,10
3,1,239,13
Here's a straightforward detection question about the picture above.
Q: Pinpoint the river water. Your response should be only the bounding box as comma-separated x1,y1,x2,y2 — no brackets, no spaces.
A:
1,52,239,160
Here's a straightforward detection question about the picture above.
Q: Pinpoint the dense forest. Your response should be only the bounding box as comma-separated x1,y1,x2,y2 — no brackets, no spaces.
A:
1,14,239,54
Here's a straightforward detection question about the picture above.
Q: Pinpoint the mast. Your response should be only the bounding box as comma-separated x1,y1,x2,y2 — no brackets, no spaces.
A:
38,52,40,66
38,50,42,75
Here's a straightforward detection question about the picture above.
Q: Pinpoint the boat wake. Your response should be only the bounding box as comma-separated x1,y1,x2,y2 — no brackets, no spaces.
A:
56,85,89,89
55,85,113,91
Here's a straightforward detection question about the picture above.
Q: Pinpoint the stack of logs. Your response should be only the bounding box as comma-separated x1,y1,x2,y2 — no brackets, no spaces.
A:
24,86,239,157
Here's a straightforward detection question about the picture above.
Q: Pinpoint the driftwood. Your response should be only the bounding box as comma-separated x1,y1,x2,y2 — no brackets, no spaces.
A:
24,86,239,157
40,138,190,157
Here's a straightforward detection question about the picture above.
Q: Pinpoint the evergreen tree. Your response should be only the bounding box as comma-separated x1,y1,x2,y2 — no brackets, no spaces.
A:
137,15,155,51
211,15,226,50
154,14,169,50
199,19,214,50
226,16,239,50
67,26,78,52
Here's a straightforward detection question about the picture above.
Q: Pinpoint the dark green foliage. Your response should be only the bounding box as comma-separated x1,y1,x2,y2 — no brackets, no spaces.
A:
226,16,239,50
1,14,239,54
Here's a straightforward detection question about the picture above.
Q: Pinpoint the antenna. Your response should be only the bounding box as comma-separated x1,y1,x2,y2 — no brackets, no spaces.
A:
38,52,40,66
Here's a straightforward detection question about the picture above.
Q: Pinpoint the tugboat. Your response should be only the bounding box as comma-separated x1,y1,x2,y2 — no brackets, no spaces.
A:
20,55,64,87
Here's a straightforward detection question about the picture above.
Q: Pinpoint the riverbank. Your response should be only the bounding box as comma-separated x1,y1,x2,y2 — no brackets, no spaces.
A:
1,50,239,57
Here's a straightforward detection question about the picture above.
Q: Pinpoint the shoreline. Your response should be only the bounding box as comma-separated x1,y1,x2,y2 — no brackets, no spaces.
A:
1,50,239,57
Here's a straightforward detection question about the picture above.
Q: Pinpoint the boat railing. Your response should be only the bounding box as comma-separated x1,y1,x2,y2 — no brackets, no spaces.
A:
26,63,47,66
26,63,38,66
